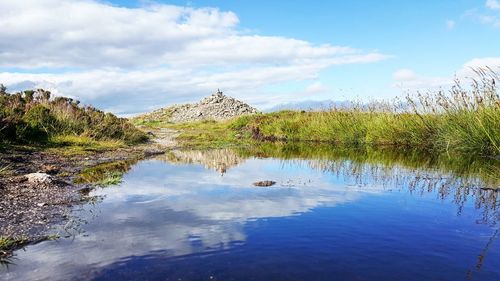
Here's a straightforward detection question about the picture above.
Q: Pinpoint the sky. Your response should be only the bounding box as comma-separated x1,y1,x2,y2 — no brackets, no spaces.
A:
0,0,499,115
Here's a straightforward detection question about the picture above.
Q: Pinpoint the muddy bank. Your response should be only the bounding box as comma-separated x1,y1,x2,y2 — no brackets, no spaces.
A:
0,145,165,260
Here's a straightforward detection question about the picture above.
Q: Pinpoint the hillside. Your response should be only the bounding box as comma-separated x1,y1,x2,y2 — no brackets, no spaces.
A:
0,86,147,145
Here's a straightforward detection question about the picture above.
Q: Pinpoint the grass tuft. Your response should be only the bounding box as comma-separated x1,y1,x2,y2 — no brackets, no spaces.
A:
74,160,136,187
0,164,13,176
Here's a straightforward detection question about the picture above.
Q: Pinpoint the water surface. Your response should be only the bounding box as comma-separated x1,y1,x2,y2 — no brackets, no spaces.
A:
2,147,499,281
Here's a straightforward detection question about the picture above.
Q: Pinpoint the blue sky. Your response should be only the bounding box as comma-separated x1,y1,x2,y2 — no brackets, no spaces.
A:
149,0,500,98
0,0,499,114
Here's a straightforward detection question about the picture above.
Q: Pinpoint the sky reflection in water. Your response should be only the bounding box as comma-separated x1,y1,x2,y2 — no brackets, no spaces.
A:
2,149,499,281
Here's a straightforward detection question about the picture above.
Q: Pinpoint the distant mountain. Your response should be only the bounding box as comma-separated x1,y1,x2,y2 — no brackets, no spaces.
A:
264,100,353,112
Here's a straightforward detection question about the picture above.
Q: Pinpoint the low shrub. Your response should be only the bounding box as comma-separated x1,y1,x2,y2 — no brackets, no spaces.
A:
0,87,147,145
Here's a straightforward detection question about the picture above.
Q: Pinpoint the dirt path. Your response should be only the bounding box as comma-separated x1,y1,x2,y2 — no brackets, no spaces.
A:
148,128,179,148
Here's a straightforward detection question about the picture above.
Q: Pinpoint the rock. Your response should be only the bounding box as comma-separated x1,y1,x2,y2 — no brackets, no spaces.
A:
25,173,53,185
253,180,276,187
78,186,93,195
143,148,165,157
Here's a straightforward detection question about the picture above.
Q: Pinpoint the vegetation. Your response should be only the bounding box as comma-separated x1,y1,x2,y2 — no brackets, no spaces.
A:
74,160,136,187
131,107,175,128
167,119,249,148
0,236,29,261
0,235,59,262
0,236,28,249
0,86,148,146
164,71,499,158
45,135,127,156
0,164,12,176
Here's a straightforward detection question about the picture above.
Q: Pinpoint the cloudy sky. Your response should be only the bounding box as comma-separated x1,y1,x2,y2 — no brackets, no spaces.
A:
0,0,499,115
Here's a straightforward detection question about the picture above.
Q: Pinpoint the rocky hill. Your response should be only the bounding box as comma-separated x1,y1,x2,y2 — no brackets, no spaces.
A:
138,90,259,123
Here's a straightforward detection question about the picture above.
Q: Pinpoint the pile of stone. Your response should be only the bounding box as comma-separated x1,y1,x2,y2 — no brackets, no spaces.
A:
140,90,259,123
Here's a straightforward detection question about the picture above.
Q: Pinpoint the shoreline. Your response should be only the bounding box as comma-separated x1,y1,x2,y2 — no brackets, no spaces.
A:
0,141,168,261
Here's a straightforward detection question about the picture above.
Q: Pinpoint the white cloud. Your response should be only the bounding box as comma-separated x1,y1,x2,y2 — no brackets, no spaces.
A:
464,6,500,28
392,71,451,90
486,0,500,10
304,81,328,94
0,0,240,69
477,14,500,27
5,157,384,280
392,69,417,81
392,57,500,90
461,57,500,71
446,19,456,29
0,0,388,115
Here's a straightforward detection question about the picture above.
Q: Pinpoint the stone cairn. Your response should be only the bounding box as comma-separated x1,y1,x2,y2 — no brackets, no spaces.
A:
142,90,259,123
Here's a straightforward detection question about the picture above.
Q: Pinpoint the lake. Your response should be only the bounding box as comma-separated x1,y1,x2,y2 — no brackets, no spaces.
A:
2,145,499,281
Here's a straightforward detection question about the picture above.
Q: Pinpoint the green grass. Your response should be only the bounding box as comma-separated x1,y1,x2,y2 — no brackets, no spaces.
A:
0,236,29,260
45,135,127,156
150,73,500,158
132,119,171,128
0,135,129,158
97,172,124,186
166,119,253,149
74,160,136,187
0,235,59,261
0,236,28,250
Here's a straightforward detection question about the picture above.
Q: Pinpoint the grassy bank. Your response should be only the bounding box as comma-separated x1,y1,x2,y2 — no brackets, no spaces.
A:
0,86,147,149
74,159,137,187
165,72,499,158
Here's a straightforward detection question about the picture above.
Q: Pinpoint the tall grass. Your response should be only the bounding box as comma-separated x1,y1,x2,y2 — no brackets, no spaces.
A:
171,70,499,157
405,69,499,155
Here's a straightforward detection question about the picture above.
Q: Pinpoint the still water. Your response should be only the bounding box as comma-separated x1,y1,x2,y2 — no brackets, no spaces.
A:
2,147,499,281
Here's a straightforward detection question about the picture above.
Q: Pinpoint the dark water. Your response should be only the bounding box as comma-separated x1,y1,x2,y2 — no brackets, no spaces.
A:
2,147,499,281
